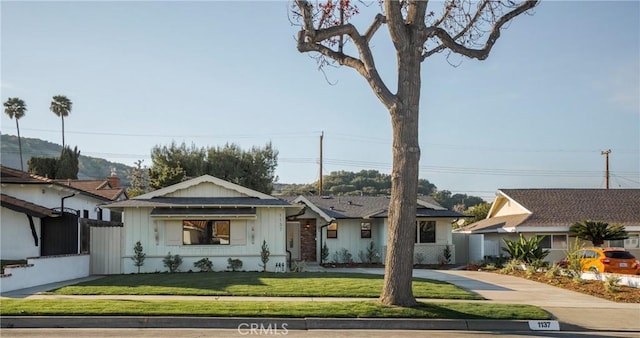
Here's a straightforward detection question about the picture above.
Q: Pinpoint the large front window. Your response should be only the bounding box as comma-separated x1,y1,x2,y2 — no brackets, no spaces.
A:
416,221,436,243
538,234,567,249
183,220,230,245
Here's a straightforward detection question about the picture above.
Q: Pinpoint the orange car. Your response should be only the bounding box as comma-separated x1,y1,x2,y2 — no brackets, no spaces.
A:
575,247,640,275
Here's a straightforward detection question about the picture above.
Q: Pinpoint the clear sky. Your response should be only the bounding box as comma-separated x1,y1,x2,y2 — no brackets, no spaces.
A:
2,1,638,200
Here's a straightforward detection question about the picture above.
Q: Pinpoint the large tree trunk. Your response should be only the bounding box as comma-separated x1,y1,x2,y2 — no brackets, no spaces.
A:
379,43,422,307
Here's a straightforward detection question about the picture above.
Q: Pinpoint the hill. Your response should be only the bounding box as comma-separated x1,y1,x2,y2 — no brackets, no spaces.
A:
1,134,132,186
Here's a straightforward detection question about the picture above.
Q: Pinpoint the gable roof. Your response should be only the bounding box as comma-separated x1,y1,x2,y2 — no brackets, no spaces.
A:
1,165,54,184
54,179,126,201
133,175,276,200
459,189,640,233
290,195,466,222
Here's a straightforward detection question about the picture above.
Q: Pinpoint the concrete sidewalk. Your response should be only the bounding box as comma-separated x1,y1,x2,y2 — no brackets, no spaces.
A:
1,269,638,332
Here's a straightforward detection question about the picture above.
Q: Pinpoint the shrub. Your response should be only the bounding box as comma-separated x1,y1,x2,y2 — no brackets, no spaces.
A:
414,252,426,265
162,252,182,273
321,243,329,263
545,263,562,278
502,234,550,263
358,242,380,264
604,275,621,293
227,258,243,272
564,238,584,278
443,245,452,264
292,260,307,272
332,248,352,264
260,240,270,272
131,241,146,273
500,259,523,274
193,258,213,272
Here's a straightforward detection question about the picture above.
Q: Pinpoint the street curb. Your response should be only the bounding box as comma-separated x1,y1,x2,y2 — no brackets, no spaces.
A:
1,316,535,331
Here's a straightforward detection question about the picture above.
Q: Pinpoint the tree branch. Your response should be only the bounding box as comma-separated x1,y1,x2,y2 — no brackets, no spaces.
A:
295,0,397,109
364,13,386,43
384,0,408,48
425,0,539,61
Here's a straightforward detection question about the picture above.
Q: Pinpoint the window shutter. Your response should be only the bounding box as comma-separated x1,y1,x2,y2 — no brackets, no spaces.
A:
230,220,247,245
165,221,182,246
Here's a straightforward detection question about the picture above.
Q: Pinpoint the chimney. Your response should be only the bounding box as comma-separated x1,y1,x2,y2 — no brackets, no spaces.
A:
107,168,120,188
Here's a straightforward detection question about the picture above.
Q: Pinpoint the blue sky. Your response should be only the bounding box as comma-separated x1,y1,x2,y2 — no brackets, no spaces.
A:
2,1,638,200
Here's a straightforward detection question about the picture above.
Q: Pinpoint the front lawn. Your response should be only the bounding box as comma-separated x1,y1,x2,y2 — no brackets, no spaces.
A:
49,272,480,299
0,299,550,319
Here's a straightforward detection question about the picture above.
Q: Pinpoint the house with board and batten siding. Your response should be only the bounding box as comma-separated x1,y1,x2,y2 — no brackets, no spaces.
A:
455,189,640,264
281,195,467,265
104,175,303,273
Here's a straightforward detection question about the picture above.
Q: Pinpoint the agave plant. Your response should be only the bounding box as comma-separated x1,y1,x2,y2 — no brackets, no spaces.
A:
569,220,628,247
502,234,550,264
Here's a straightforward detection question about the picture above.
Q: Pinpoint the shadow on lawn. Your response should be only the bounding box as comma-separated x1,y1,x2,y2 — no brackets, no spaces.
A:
49,272,389,295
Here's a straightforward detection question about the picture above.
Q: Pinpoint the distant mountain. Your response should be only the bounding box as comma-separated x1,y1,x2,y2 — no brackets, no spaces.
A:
1,134,133,186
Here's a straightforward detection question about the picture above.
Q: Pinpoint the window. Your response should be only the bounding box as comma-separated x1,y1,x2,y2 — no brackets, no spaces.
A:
183,220,230,245
624,234,639,249
416,221,435,243
360,222,371,239
609,239,624,248
538,234,567,249
327,223,338,239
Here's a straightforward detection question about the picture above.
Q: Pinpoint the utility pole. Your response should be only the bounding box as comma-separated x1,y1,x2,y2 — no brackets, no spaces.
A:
319,131,324,196
601,149,611,189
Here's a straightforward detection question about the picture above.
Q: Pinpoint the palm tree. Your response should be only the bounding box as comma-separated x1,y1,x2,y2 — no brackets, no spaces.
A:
569,220,629,247
50,95,73,148
3,97,27,171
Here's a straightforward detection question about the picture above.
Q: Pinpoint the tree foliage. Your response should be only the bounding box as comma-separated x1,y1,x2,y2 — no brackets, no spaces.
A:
149,141,278,194
569,220,629,247
4,97,27,171
56,146,80,179
27,145,80,179
280,169,436,196
292,0,538,306
126,159,151,197
50,95,72,148
432,190,485,211
457,202,492,228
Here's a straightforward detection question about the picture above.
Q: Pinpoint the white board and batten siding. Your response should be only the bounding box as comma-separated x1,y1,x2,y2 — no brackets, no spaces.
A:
164,182,245,198
90,226,123,275
323,219,385,263
121,207,287,273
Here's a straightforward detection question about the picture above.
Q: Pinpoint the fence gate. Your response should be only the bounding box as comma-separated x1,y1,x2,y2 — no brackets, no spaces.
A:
41,212,79,256
84,219,123,275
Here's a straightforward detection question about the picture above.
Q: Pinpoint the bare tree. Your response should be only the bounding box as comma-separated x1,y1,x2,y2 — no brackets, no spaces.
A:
292,0,539,307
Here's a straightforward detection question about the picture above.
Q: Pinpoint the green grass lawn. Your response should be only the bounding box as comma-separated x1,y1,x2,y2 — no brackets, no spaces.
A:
48,272,480,299
0,299,551,319
1,272,551,319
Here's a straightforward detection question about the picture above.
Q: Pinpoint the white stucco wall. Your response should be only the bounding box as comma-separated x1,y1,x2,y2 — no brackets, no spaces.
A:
1,207,41,260
1,184,113,220
0,254,90,293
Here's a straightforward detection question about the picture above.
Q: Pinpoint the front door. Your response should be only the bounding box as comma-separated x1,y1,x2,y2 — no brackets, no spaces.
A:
286,222,300,261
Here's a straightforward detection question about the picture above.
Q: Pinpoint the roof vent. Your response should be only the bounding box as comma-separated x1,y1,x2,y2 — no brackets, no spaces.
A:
347,201,352,205
330,206,335,210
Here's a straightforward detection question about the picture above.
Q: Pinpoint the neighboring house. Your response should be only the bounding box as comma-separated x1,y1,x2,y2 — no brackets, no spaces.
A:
455,189,640,264
103,175,303,273
0,165,125,292
283,195,466,265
